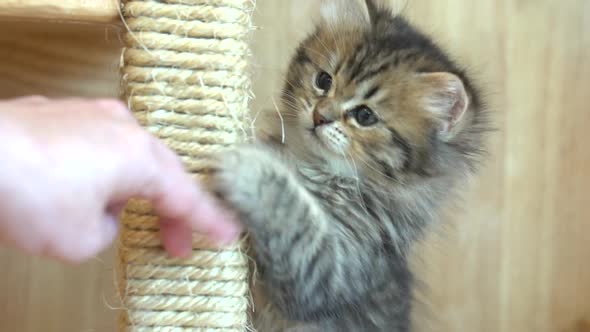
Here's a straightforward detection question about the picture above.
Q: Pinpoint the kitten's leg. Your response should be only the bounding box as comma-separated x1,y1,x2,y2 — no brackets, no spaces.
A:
214,145,409,325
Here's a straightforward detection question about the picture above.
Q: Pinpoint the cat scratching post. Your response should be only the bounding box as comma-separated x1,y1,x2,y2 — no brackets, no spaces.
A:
117,0,254,331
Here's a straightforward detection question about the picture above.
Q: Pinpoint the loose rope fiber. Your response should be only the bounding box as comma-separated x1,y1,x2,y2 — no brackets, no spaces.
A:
117,0,255,331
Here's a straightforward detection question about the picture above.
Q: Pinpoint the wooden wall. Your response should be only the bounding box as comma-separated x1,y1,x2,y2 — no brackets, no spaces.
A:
0,20,123,332
0,1,588,331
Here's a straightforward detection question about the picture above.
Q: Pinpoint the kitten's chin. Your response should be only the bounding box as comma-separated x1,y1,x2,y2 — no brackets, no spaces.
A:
307,125,349,157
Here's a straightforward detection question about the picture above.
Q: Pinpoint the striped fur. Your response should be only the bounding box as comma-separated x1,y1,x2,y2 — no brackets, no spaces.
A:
213,1,490,331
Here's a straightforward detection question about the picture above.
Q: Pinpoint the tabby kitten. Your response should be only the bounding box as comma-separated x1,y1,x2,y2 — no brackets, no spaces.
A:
213,0,489,331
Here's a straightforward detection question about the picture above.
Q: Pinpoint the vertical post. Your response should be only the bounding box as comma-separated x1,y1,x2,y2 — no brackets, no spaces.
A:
117,0,254,331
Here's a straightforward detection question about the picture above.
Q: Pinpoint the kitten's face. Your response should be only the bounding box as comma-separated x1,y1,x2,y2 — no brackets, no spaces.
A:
279,0,473,179
283,28,426,173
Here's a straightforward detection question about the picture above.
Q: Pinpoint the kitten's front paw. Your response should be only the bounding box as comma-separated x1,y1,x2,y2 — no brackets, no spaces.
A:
212,145,277,213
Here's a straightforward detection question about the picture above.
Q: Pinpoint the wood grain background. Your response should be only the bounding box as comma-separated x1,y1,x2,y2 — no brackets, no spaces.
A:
0,1,589,331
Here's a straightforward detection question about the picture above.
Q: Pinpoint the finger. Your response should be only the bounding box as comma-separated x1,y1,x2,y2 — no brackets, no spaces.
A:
146,142,244,244
110,134,243,246
160,219,192,258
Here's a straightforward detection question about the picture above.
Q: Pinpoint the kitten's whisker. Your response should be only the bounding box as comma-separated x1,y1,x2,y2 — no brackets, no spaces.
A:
250,108,262,131
279,103,298,111
324,21,342,56
277,109,300,117
281,89,301,100
315,37,331,56
271,96,286,144
314,37,337,70
277,109,298,115
300,45,331,64
280,91,301,104
268,108,298,120
280,111,299,117
338,150,360,188
393,0,410,16
343,151,370,215
342,152,361,185
338,152,375,222
279,95,311,113
283,92,299,102
358,158,406,185
273,93,299,108
282,77,300,90
279,102,302,113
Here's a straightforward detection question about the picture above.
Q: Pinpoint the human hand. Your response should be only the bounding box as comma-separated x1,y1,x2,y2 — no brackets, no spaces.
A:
0,96,242,263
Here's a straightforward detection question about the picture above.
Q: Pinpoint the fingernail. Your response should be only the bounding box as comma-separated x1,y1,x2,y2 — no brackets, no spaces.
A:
167,240,192,258
176,246,192,258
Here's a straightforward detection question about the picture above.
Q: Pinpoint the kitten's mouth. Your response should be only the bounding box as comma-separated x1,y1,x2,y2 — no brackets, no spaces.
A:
307,125,350,155
307,127,322,141
307,127,334,151
307,127,325,146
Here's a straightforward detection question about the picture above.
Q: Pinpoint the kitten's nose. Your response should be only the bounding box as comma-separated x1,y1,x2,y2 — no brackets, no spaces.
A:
313,110,333,127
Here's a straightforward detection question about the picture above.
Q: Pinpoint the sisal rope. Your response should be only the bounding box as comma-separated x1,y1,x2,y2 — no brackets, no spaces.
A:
117,0,254,331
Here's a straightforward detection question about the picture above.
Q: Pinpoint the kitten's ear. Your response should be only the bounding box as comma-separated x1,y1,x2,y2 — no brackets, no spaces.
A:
319,0,371,29
418,72,470,140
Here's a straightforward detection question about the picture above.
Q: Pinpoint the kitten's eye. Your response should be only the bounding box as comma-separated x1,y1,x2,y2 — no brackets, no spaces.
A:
353,106,378,126
315,71,333,92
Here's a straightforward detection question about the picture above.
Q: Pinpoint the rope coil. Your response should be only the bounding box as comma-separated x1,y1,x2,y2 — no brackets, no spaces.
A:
117,0,254,331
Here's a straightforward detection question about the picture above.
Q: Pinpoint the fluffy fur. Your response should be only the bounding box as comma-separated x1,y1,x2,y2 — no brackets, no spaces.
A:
212,1,489,331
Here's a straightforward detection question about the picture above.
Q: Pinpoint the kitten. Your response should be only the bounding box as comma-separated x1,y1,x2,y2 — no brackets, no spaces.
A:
213,0,489,331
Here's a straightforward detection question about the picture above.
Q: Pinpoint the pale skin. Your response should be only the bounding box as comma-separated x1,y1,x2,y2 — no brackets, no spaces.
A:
0,96,242,263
